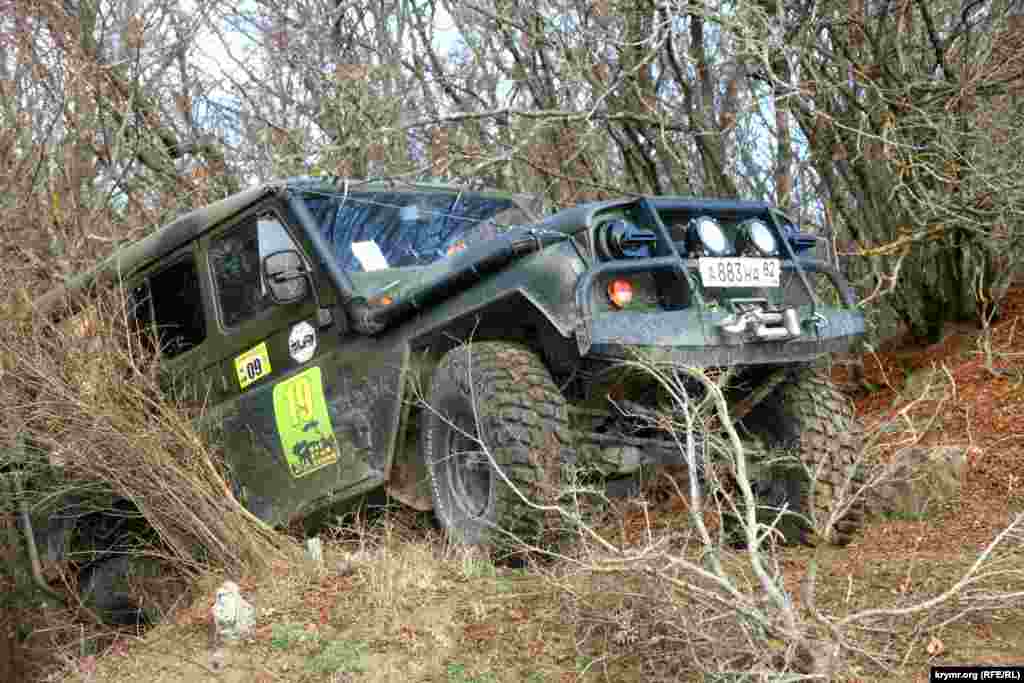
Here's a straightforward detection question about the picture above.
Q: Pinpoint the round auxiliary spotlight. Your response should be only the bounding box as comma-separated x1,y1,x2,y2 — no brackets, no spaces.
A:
598,219,655,259
737,218,778,256
688,215,730,256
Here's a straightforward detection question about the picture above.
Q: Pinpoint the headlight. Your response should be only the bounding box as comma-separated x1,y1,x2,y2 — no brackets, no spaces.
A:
688,216,730,256
598,219,657,259
737,219,777,256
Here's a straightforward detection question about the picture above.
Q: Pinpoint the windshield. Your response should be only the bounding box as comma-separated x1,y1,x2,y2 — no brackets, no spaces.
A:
304,190,532,302
310,191,528,270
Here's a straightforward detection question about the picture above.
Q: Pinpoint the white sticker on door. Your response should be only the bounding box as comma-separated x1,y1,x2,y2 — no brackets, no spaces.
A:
288,321,317,364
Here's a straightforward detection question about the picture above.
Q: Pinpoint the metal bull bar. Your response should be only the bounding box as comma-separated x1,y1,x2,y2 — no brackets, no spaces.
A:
573,199,858,356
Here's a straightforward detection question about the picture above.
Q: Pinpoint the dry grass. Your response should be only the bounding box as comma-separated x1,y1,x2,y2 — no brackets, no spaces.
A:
60,509,572,683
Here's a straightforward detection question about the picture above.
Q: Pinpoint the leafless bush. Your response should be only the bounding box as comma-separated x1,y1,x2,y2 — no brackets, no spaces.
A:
0,284,296,580
431,352,1024,678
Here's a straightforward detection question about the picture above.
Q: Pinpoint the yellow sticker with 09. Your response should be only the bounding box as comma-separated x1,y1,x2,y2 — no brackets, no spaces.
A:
235,342,272,389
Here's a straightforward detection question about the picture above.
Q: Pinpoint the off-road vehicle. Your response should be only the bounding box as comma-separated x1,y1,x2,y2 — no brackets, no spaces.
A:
11,177,865,617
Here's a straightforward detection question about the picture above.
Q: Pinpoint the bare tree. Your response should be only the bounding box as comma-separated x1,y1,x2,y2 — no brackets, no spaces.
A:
764,0,1024,341
0,0,240,292
200,0,767,205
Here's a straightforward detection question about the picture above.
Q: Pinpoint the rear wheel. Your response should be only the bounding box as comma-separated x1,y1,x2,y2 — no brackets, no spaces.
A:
72,509,167,626
738,368,866,546
420,342,573,549
79,556,149,626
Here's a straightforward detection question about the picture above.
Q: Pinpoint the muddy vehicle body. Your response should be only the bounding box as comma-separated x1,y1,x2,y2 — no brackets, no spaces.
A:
13,178,865,616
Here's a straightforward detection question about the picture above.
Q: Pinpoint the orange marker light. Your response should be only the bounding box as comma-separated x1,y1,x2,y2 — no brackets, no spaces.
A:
607,279,634,308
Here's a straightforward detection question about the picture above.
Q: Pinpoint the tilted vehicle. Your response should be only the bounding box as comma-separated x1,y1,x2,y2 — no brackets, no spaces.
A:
11,177,866,618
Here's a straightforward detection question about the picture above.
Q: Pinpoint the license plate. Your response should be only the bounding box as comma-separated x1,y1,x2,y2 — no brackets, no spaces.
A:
698,258,780,288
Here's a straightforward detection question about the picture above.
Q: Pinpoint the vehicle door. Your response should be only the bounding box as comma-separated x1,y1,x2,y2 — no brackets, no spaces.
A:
199,199,401,527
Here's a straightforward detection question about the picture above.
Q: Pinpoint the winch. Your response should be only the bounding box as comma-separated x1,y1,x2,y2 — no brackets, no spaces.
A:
719,299,802,341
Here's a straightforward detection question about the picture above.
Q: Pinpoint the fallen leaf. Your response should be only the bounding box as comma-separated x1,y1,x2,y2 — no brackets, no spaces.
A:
79,655,97,674
926,636,945,656
463,622,497,644
509,608,529,622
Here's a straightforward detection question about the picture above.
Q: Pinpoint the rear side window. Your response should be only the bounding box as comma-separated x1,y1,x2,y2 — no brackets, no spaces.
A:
131,257,206,358
209,214,301,329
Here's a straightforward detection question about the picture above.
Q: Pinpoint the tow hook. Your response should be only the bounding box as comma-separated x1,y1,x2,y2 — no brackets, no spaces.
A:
719,306,802,341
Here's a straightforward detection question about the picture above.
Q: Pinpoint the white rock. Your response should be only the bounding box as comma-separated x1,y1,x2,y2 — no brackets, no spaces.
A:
210,581,256,643
305,536,323,565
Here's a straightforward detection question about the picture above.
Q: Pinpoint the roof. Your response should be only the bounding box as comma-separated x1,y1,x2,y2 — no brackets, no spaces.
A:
32,183,279,317
31,177,536,317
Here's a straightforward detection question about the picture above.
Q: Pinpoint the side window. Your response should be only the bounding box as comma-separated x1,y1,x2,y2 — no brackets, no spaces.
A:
209,214,301,329
131,257,206,358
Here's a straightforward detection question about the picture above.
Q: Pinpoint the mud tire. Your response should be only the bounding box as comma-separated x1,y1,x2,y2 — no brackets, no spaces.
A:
738,367,866,546
421,342,573,550
79,556,148,626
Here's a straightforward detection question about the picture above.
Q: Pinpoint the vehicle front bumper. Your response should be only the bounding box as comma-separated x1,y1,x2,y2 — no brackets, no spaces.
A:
581,306,864,367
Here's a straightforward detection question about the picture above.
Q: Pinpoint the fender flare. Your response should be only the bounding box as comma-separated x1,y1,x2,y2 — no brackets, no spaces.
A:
383,291,579,511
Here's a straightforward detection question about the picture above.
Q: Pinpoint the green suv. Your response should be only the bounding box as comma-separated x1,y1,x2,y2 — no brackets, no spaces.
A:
21,177,866,608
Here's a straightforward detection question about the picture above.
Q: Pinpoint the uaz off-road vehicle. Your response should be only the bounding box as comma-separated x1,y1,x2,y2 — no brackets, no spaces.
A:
16,178,865,615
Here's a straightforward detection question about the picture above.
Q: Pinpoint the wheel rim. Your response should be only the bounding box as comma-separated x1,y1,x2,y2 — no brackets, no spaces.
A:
446,413,492,518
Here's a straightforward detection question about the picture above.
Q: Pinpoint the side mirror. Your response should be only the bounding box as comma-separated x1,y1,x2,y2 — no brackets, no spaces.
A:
262,249,309,304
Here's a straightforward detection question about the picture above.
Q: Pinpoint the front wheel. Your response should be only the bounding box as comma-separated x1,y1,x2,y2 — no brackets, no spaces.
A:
739,368,866,546
420,342,574,549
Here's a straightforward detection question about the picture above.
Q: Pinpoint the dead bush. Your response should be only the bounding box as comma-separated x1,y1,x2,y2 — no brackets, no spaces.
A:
495,358,1024,680
0,284,297,581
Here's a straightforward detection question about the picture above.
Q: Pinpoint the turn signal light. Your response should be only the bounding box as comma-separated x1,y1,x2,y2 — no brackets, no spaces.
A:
607,279,634,308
